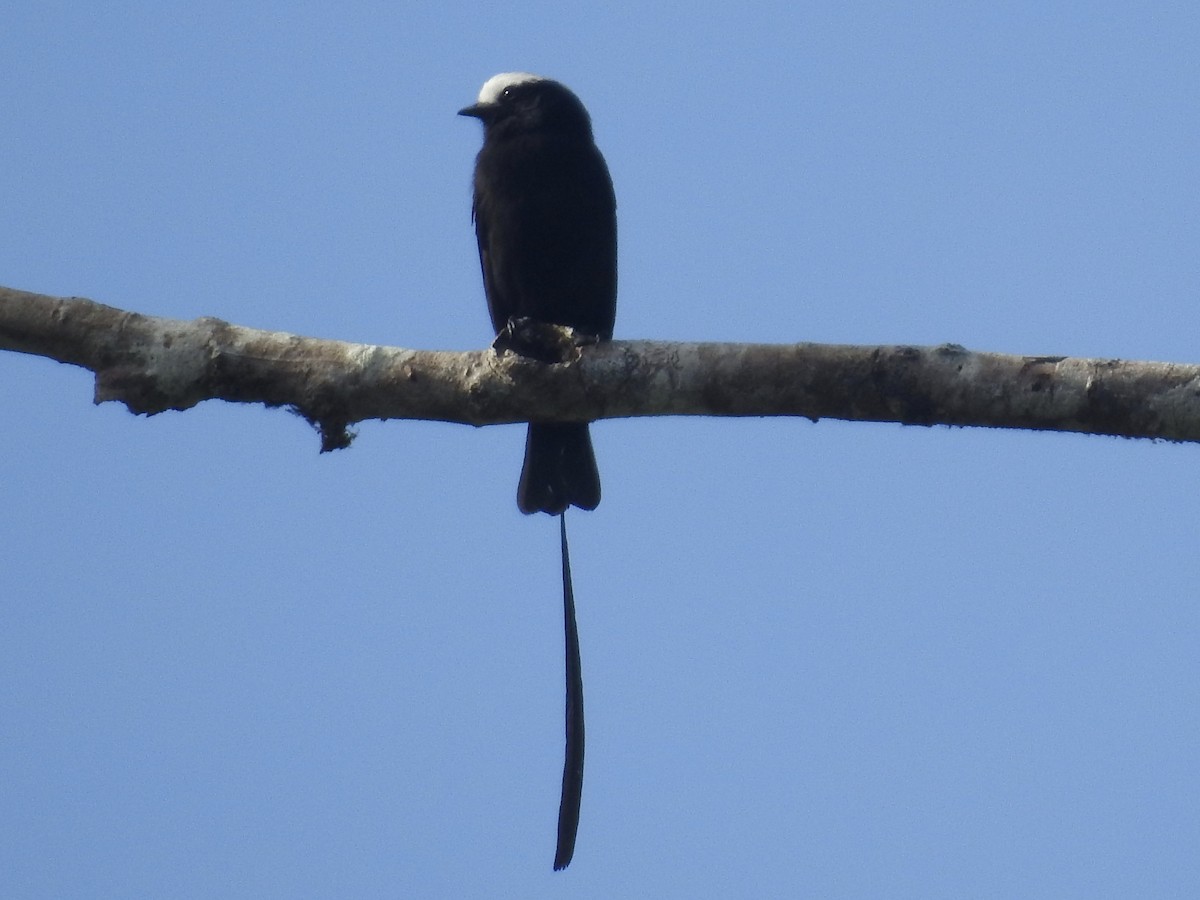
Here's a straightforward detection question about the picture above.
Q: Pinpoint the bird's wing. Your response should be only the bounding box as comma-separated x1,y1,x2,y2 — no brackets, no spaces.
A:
472,191,511,335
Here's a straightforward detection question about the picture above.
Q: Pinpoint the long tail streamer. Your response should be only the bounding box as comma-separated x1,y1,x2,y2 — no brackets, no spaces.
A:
552,511,585,870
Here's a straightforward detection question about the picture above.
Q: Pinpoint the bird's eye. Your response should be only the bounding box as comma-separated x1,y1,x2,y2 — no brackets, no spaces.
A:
501,86,514,100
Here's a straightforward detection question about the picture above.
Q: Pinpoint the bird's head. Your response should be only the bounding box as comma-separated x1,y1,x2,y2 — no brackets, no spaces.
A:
458,73,593,139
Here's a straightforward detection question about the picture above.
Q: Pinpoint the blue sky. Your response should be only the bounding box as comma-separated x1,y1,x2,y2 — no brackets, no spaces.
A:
3,3,1199,897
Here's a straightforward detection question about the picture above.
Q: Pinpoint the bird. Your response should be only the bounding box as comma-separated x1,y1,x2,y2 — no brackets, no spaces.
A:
460,73,617,871
459,72,617,516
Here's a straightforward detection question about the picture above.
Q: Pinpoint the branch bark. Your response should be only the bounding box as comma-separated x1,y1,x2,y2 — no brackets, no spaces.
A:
4,284,1200,450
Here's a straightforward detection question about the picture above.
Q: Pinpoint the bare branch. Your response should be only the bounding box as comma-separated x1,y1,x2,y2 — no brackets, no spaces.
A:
4,284,1200,449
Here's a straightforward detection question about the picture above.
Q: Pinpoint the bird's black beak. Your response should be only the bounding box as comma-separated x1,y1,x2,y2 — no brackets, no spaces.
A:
458,102,490,119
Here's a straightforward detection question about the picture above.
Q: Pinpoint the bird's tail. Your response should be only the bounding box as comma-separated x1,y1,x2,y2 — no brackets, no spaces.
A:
553,511,585,870
517,423,601,515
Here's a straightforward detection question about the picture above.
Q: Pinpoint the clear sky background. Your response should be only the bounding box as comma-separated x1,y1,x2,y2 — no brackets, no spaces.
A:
3,3,1199,897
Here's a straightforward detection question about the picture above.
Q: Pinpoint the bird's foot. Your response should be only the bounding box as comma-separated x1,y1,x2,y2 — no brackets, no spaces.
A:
493,317,595,364
570,330,603,349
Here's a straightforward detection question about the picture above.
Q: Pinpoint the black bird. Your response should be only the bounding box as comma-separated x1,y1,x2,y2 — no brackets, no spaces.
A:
460,73,617,871
459,72,617,516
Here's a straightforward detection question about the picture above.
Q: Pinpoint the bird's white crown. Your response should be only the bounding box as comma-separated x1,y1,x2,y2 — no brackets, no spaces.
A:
476,72,545,105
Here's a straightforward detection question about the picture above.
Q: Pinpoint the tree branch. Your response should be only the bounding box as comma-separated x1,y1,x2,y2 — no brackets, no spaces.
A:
4,284,1200,450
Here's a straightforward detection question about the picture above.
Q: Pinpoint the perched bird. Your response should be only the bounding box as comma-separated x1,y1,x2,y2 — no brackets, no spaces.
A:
459,72,617,515
460,73,617,871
